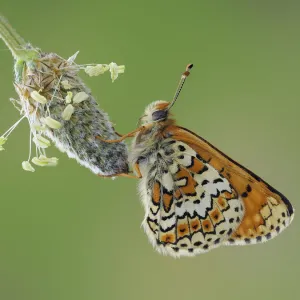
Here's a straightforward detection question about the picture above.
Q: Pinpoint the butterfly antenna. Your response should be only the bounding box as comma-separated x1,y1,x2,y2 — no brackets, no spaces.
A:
168,63,193,110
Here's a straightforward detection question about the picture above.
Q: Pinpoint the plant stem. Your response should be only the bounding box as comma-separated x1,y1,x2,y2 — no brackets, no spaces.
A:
0,15,38,61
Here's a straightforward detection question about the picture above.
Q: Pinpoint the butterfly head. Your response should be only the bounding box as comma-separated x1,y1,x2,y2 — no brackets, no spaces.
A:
139,100,170,125
138,64,193,126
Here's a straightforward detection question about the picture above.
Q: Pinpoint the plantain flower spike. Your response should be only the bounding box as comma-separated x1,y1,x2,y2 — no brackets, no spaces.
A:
0,15,128,175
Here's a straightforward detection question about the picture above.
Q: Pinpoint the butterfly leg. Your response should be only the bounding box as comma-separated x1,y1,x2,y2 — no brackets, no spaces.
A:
133,162,143,179
115,132,123,137
96,126,145,143
111,126,123,137
98,172,140,179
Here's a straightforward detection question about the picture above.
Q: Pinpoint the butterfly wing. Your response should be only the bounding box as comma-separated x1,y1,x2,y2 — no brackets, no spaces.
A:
164,125,294,246
138,124,294,257
140,139,245,257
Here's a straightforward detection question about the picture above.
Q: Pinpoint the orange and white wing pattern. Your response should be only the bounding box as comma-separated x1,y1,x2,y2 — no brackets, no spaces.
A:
167,126,294,246
140,139,245,257
139,126,294,257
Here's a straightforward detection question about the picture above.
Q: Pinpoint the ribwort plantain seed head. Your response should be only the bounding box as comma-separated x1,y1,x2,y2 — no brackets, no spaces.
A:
0,16,128,175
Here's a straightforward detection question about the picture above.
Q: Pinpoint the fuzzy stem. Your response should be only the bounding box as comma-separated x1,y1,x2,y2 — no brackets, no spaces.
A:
0,15,37,61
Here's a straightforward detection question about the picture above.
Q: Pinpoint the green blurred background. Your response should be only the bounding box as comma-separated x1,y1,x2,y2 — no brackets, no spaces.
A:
0,1,299,300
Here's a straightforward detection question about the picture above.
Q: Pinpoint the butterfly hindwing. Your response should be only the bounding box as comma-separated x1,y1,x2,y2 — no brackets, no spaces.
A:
165,125,294,247
140,139,244,257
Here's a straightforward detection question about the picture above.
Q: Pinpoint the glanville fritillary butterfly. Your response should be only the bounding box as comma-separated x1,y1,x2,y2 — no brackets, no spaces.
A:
97,64,294,257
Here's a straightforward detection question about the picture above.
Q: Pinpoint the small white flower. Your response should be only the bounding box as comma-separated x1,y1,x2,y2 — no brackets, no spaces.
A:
85,64,109,77
109,62,125,82
42,116,62,129
73,91,89,104
0,146,4,151
61,80,72,90
32,155,58,167
62,104,75,120
32,135,51,148
22,161,35,172
30,91,47,104
65,91,73,104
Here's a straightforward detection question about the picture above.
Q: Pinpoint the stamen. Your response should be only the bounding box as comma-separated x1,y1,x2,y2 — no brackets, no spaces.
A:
32,155,58,167
30,91,47,104
42,116,62,129
32,135,51,148
1,114,26,138
62,104,75,120
61,80,72,90
73,91,89,104
85,64,109,76
28,130,32,161
65,91,73,103
22,161,35,172
109,62,125,82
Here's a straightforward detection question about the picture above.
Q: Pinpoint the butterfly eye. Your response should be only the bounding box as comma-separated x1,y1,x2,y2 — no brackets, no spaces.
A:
152,110,168,121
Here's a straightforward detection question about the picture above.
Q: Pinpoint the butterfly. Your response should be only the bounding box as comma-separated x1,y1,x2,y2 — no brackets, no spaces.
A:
97,64,294,257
